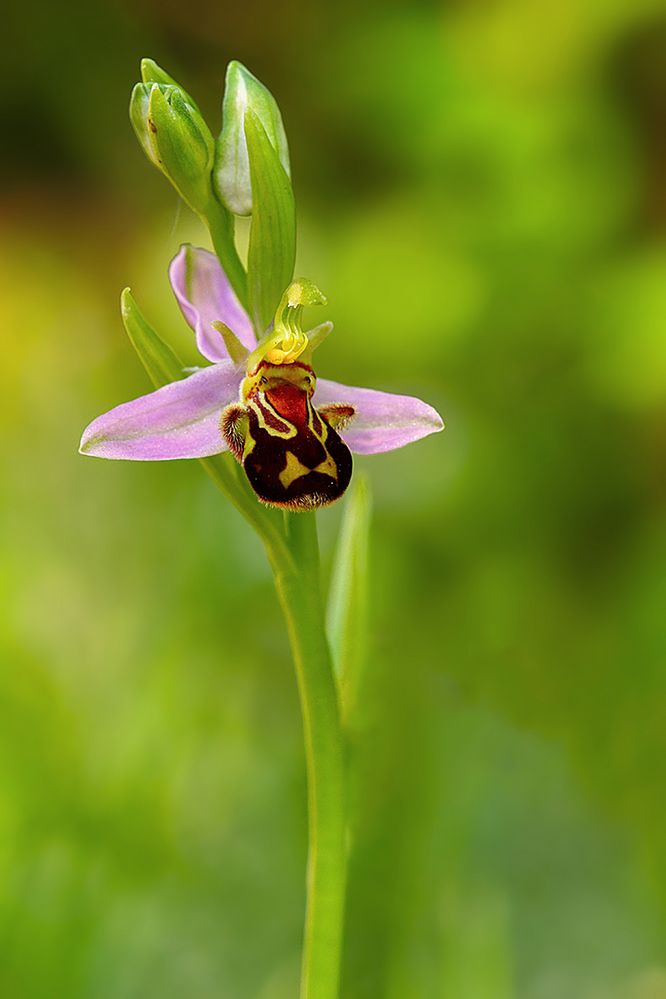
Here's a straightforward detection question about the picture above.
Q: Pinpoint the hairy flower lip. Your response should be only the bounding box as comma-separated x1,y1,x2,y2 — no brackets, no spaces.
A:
80,244,444,462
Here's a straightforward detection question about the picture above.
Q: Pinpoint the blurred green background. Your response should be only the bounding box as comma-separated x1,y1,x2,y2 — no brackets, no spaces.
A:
2,0,666,996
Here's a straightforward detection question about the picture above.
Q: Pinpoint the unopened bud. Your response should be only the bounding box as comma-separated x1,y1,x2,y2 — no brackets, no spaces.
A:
130,75,215,214
213,61,290,217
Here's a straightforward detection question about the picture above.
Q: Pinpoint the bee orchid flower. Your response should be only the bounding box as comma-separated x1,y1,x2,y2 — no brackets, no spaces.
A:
80,244,443,508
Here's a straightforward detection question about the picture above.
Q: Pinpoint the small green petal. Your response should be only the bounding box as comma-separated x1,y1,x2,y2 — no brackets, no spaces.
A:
211,321,250,365
306,321,334,353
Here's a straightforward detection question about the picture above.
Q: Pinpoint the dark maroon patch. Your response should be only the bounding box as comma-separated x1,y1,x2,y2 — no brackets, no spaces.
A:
253,395,291,433
243,394,352,509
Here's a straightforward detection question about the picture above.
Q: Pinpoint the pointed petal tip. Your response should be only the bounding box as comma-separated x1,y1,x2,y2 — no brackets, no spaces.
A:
78,425,124,460
78,435,92,457
432,410,445,433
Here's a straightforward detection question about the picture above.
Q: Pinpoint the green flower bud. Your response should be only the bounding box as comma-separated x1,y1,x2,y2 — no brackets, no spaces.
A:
214,61,290,217
139,58,196,106
129,80,215,215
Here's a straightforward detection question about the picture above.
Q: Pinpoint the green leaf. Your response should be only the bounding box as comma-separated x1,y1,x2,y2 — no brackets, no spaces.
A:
327,476,372,720
245,111,296,335
120,288,183,388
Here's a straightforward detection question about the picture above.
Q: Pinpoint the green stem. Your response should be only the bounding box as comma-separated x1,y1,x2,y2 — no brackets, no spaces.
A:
202,196,249,311
270,512,347,999
203,483,346,994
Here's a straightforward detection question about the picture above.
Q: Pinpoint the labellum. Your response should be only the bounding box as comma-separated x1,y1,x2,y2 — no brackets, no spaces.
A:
221,359,355,510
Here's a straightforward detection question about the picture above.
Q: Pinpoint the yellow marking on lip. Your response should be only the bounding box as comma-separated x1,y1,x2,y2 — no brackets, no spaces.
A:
313,452,338,481
279,451,312,489
278,447,339,490
255,399,297,439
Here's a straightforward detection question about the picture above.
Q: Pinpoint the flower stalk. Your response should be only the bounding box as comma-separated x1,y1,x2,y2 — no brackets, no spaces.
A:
273,512,347,999
201,461,347,999
202,193,249,312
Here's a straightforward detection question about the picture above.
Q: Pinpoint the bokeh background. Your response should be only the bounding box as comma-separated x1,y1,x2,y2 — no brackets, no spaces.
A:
2,0,666,996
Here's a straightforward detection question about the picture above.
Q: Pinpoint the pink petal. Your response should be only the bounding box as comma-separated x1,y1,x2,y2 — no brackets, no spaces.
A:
314,379,444,454
80,363,242,460
169,245,256,362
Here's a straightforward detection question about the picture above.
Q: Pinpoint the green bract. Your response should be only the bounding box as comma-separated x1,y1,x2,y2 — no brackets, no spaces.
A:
245,111,296,332
214,61,290,217
129,81,215,214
